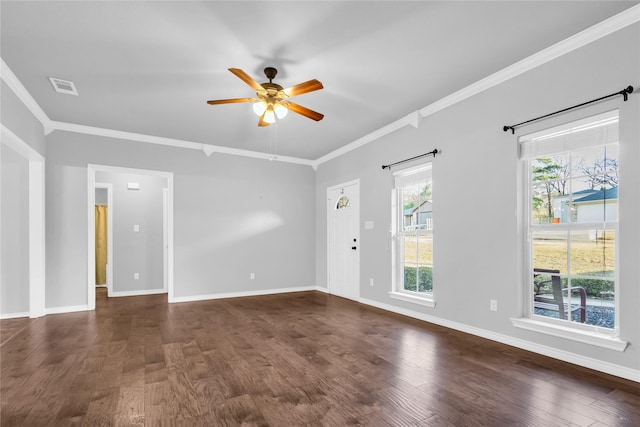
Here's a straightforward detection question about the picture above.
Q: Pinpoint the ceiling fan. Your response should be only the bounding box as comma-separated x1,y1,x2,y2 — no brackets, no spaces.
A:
207,67,324,127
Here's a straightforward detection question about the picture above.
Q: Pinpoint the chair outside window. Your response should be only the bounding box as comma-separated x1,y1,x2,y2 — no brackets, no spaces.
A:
533,268,586,323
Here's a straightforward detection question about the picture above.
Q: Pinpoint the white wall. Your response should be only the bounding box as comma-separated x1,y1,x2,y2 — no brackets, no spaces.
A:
95,170,166,294
45,131,316,308
0,143,30,315
316,23,640,374
95,187,108,205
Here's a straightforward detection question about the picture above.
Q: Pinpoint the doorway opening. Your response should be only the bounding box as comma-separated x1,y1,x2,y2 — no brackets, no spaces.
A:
87,164,174,310
94,183,113,296
0,125,45,319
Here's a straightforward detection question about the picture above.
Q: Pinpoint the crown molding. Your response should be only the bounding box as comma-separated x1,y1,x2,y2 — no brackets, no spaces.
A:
50,121,315,167
2,4,638,168
314,3,640,167
1,123,44,161
1,58,314,167
418,3,640,119
0,58,54,134
312,114,412,167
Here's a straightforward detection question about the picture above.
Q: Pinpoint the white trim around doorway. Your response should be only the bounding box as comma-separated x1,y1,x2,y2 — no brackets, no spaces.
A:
0,124,46,318
326,179,360,301
94,182,113,296
87,164,174,309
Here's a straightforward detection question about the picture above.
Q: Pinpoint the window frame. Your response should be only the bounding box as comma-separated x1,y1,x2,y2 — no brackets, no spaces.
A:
389,163,435,308
512,110,627,351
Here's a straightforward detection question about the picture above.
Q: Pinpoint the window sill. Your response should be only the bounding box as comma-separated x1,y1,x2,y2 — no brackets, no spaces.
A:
389,291,436,308
510,317,628,352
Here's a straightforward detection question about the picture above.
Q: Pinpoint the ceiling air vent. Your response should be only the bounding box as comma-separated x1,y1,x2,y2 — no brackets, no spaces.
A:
48,77,78,96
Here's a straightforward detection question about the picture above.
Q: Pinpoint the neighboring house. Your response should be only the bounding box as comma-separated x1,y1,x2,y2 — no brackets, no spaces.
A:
574,187,618,223
553,187,618,224
404,200,433,230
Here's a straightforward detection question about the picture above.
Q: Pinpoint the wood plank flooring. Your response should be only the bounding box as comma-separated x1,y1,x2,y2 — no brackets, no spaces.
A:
1,288,639,426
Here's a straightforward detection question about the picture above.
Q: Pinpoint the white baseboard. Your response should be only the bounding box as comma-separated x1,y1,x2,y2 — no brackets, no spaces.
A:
45,305,90,315
357,296,639,383
169,286,317,303
109,288,167,297
0,311,30,319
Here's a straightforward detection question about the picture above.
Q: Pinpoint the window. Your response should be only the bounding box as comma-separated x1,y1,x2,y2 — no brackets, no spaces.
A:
390,163,434,306
521,111,619,337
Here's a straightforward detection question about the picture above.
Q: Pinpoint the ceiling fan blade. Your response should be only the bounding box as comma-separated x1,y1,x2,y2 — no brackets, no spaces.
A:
229,68,265,92
282,79,323,97
258,113,270,127
285,102,324,121
207,97,255,105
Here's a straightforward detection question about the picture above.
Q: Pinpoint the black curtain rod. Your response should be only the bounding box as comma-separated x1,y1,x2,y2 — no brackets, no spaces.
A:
382,149,438,170
503,85,634,134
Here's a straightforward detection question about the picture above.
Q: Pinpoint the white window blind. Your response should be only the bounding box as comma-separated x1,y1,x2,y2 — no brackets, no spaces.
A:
519,110,619,159
393,164,432,188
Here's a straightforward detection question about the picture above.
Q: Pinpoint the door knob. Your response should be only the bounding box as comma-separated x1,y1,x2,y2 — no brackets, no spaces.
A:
351,246,357,250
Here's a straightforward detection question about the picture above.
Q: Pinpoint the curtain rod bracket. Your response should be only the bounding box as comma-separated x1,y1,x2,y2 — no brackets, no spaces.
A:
503,85,633,134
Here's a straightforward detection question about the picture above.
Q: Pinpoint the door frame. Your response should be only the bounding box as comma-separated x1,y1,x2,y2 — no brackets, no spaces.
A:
94,182,113,296
163,187,169,293
326,179,360,300
0,125,45,318
87,164,174,309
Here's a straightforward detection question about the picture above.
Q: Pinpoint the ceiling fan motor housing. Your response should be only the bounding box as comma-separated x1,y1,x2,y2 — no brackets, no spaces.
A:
264,67,278,82
260,68,284,101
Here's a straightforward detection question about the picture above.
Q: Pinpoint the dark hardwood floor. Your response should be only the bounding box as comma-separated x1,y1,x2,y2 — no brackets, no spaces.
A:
1,288,639,426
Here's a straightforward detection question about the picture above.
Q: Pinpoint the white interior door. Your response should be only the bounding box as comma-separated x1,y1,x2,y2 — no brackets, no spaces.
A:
327,180,360,300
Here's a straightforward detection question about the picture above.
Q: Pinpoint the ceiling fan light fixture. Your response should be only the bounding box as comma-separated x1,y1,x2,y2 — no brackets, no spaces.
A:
274,103,288,119
252,101,267,116
207,67,324,126
264,109,276,123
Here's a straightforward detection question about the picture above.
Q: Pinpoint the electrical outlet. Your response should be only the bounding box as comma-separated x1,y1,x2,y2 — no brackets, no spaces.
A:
369,278,374,287
134,273,140,280
490,299,498,312
250,273,255,280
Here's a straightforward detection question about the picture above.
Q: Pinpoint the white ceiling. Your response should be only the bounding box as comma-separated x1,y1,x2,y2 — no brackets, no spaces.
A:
2,1,637,161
